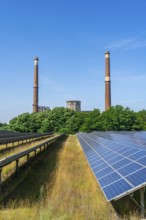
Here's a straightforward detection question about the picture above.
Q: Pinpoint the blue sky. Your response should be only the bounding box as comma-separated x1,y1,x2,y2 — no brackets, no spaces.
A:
0,0,146,123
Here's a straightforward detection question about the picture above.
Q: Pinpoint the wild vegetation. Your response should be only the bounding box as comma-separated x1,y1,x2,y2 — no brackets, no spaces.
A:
1,105,146,134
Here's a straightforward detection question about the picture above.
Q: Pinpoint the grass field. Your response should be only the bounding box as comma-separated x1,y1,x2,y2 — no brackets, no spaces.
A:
0,135,141,220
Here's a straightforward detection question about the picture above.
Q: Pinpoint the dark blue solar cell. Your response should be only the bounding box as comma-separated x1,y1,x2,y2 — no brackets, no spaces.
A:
112,158,131,169
88,155,100,162
95,148,106,154
136,156,146,166
129,151,146,160
98,172,121,188
121,148,138,157
90,159,102,168
104,153,118,160
107,155,124,165
86,151,95,157
98,150,112,157
93,162,108,173
126,168,146,187
103,179,132,201
118,163,142,176
116,146,129,154
90,158,104,167
95,166,114,179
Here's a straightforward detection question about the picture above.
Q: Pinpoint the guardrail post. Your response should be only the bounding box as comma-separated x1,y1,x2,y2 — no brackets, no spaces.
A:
16,159,19,176
34,150,36,156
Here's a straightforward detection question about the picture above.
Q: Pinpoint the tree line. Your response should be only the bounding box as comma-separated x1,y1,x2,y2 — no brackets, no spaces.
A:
0,105,146,134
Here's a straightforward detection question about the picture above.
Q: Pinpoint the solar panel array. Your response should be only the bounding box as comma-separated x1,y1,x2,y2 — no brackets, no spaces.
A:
77,131,146,201
0,131,52,145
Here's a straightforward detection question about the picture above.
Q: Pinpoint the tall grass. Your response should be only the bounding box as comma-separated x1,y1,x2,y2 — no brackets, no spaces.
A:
41,135,117,220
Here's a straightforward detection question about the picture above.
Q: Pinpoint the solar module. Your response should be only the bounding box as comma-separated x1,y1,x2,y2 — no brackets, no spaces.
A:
77,131,146,201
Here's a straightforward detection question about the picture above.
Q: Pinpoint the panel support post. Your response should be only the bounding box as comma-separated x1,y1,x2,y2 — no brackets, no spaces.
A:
0,168,2,192
16,159,19,176
140,187,145,218
27,154,29,164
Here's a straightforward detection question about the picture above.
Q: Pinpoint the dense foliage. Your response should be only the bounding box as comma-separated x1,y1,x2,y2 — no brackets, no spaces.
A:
1,105,146,133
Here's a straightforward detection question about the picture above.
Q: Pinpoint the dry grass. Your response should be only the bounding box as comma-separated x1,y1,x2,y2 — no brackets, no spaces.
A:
43,135,118,220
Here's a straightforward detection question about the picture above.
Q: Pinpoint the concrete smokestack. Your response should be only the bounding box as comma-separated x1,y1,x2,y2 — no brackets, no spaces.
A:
33,57,39,113
105,51,111,110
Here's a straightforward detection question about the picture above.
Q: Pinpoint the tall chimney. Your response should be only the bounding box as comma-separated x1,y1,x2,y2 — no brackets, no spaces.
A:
33,57,39,113
105,51,111,110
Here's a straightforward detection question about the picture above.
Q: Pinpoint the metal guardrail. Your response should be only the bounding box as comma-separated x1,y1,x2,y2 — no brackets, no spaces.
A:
0,134,65,187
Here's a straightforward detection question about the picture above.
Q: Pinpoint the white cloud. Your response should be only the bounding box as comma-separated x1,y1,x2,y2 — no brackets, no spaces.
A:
126,40,146,50
105,36,146,51
105,38,136,50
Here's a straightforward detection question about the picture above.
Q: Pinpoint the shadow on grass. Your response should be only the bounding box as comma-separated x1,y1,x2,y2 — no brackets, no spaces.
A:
0,135,67,206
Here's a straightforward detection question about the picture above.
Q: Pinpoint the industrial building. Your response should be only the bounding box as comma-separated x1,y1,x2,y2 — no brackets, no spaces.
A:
66,100,81,112
38,106,50,112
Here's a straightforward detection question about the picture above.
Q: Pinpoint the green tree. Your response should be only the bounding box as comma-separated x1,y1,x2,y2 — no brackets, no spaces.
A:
6,105,144,134
136,110,146,130
39,107,75,133
96,105,142,131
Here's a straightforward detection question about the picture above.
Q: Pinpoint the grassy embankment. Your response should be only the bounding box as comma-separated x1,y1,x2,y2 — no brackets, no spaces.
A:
0,135,117,220
0,135,141,219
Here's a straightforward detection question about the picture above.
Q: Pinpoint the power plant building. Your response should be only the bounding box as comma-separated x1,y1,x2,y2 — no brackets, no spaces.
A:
38,106,50,112
32,52,112,113
66,100,81,112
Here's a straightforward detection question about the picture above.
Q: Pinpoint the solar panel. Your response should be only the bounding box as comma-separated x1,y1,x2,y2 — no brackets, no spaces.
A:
77,131,146,201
